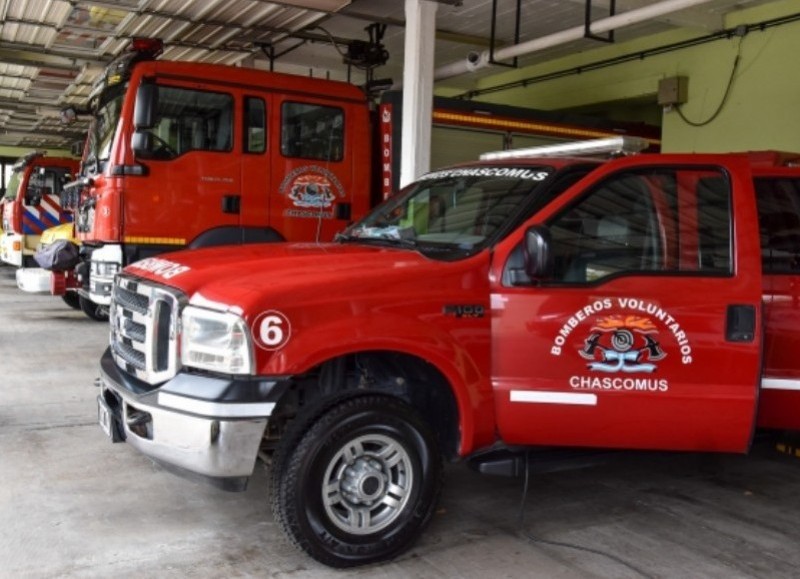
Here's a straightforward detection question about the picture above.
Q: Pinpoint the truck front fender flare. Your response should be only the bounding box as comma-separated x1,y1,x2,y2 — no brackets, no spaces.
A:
259,313,494,456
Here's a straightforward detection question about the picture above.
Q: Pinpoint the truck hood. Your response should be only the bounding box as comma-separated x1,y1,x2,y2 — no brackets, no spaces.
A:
124,242,462,314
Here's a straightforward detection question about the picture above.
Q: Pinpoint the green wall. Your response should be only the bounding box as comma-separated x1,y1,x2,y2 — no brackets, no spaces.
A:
438,0,800,153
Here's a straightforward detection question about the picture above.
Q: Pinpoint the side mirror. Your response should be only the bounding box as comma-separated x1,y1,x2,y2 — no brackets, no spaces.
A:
70,140,84,157
131,130,154,157
133,80,158,129
524,225,553,280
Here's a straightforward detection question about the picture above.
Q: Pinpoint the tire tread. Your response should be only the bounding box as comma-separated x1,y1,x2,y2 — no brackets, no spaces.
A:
270,394,442,567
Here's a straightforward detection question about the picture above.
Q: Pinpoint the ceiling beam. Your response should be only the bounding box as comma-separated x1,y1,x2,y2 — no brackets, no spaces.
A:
0,42,104,70
0,128,84,139
0,96,66,113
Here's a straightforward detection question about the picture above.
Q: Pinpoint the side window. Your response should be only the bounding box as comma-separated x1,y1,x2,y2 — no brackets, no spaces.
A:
25,168,68,205
244,97,266,154
147,86,233,158
756,178,800,273
25,169,47,205
281,102,344,161
546,167,731,284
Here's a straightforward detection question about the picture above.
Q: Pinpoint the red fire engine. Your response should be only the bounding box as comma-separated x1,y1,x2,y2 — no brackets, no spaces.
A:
96,137,800,567
45,38,373,320
1,152,78,267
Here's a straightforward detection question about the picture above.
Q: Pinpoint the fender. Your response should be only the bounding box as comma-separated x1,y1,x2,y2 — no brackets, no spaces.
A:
257,310,495,456
189,226,284,249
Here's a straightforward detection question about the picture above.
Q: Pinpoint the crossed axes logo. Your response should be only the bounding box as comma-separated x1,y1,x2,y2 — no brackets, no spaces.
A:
579,315,665,373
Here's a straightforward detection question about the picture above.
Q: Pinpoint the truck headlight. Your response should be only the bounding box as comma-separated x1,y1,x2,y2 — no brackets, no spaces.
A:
91,261,120,277
180,306,253,375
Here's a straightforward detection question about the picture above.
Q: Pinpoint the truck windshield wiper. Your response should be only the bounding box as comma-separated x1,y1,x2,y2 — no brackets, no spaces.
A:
335,231,418,250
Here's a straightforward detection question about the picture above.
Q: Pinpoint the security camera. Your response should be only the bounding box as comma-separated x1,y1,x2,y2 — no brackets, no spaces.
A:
465,51,486,72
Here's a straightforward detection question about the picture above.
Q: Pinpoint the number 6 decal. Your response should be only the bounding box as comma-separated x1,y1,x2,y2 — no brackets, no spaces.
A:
254,310,291,350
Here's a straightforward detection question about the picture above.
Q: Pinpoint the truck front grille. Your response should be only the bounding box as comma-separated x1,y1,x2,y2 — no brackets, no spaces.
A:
109,275,183,384
111,338,146,370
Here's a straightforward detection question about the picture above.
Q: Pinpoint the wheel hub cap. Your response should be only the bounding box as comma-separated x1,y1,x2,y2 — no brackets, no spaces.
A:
322,433,413,535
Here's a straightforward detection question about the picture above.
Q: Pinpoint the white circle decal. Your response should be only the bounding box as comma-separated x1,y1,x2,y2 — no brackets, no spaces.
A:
254,310,291,350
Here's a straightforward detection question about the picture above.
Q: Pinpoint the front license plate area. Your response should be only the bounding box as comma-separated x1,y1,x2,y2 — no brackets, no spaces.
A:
97,395,121,442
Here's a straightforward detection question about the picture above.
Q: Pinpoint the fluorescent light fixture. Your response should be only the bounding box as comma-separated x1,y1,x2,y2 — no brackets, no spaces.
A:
480,136,650,161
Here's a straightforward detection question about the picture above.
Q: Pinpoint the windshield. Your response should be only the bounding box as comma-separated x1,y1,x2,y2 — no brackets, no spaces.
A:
343,166,553,257
3,170,22,200
85,85,125,173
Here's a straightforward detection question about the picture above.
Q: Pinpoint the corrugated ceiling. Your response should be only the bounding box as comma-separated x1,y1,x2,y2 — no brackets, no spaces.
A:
0,0,778,150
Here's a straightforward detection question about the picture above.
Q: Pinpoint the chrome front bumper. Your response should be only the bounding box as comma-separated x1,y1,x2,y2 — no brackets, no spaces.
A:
98,349,285,490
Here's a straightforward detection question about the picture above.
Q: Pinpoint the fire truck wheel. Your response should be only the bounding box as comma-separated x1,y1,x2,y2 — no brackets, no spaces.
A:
270,394,442,568
61,293,81,310
79,296,109,321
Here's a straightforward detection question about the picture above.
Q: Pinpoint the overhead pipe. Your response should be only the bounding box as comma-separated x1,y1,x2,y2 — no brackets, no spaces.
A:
434,0,718,81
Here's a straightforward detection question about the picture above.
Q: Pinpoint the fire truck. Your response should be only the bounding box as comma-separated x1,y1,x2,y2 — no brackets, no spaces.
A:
36,38,374,320
31,38,657,321
96,137,800,567
1,152,78,267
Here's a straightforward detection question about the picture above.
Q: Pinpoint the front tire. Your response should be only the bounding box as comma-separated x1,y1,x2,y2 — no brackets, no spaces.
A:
61,292,81,310
270,395,442,568
79,295,108,321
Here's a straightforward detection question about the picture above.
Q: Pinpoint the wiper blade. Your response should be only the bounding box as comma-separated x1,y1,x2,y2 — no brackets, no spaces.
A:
334,232,357,243
351,236,418,249
335,231,418,250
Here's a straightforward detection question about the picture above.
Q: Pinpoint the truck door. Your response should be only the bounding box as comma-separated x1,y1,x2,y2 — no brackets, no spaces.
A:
269,96,360,242
125,82,240,246
239,95,271,233
491,157,763,453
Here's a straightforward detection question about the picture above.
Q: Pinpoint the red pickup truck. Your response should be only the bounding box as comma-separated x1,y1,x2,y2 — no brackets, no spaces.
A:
96,138,800,567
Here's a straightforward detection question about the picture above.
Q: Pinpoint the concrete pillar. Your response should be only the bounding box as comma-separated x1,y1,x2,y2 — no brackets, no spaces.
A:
399,0,438,188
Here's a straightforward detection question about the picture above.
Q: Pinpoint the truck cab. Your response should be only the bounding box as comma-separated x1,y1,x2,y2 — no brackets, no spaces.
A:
96,137,800,567
1,152,77,267
59,38,373,320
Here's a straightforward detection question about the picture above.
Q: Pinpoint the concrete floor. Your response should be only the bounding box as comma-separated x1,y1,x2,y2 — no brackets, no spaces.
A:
2,264,800,578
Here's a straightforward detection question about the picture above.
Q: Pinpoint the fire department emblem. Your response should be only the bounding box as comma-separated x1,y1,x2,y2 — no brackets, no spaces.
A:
288,174,336,209
579,315,665,373
278,165,345,213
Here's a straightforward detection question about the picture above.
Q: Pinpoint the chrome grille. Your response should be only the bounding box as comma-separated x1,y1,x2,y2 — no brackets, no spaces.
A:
111,339,146,370
119,317,146,343
109,275,183,384
113,283,149,314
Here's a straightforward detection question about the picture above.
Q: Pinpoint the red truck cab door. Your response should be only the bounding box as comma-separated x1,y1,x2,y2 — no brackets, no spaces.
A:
122,80,241,245
491,156,763,453
268,95,371,242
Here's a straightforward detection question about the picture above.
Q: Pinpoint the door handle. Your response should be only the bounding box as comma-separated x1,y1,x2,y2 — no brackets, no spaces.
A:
222,194,241,214
334,202,352,220
726,304,756,342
